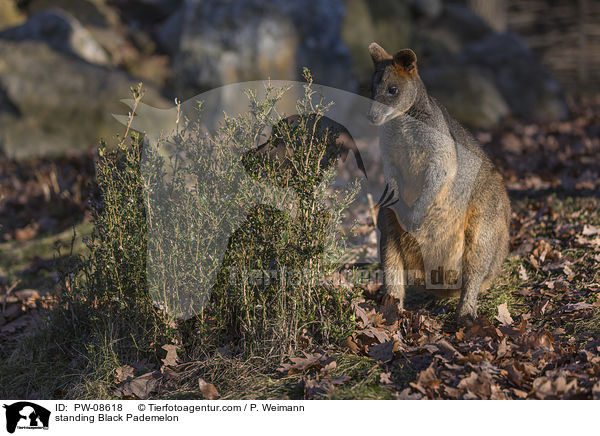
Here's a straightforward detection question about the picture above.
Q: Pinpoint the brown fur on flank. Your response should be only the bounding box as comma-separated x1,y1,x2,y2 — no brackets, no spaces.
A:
368,43,511,326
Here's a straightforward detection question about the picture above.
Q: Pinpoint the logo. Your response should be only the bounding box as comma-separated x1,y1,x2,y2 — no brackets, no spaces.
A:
3,402,50,434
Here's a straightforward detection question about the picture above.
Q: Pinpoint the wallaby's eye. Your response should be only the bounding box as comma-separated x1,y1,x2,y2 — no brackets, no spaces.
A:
388,86,399,96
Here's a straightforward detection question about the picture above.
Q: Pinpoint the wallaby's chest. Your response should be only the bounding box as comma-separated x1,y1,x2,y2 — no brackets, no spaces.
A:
380,117,446,204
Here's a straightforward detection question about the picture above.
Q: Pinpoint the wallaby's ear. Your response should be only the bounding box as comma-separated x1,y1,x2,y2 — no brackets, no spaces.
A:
368,42,392,65
393,49,418,76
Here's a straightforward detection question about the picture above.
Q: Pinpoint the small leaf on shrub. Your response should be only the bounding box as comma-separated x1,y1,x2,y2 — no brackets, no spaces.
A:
368,340,394,362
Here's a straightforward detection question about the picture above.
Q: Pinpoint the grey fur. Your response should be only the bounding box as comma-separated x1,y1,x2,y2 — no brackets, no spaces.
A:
369,43,511,325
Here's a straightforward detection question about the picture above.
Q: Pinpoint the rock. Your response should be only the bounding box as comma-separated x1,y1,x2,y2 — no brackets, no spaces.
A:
155,6,183,54
0,87,18,116
0,8,110,65
0,0,25,30
411,6,567,125
342,0,413,83
26,0,120,29
0,39,168,159
0,294,18,305
14,289,40,301
441,4,492,44
25,0,139,69
341,0,376,80
128,0,183,18
411,0,443,19
411,3,493,62
460,32,567,122
422,66,509,129
162,0,356,98
0,304,23,325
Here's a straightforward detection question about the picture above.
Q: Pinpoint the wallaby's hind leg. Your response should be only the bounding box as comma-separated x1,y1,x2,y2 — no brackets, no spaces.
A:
378,208,406,311
457,213,508,326
457,273,487,326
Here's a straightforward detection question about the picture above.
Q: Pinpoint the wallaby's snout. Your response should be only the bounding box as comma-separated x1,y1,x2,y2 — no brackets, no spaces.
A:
366,102,391,126
366,108,376,124
366,104,380,125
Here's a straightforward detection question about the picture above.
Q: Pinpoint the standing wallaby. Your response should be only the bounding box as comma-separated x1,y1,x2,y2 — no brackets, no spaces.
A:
367,42,510,326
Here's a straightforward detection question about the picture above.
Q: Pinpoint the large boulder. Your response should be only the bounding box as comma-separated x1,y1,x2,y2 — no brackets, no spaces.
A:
18,1,171,86
342,0,413,83
23,0,142,70
25,0,120,28
126,0,183,19
0,8,109,65
422,66,509,129
411,4,567,127
0,39,168,159
459,32,567,122
158,0,357,98
343,1,567,127
411,3,494,62
0,0,25,30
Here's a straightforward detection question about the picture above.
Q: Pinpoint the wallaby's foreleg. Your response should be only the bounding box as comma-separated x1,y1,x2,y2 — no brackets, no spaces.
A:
378,208,406,311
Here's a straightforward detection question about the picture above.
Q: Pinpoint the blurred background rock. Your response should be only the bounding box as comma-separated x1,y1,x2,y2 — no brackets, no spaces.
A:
0,0,597,158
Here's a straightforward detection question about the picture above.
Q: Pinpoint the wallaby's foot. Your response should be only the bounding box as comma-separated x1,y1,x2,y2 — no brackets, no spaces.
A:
456,309,477,328
381,293,403,320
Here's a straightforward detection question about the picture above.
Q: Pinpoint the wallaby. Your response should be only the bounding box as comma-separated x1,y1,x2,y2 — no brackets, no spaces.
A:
367,42,510,325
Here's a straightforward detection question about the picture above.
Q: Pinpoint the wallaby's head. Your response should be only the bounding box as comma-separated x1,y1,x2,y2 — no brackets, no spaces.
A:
367,43,419,125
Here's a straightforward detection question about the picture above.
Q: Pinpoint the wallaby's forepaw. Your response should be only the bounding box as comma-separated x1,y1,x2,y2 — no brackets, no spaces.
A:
377,183,399,209
377,183,425,232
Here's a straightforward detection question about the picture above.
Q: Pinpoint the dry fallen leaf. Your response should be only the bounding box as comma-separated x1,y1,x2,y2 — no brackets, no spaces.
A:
495,302,514,326
357,325,390,344
198,378,220,400
161,344,179,368
302,376,334,399
277,352,335,375
458,371,493,398
518,264,529,281
115,371,159,399
393,388,422,400
115,365,135,383
368,340,394,362
344,336,360,354
532,376,579,399
412,364,441,393
511,388,528,399
379,372,394,385
582,224,600,236
562,302,594,312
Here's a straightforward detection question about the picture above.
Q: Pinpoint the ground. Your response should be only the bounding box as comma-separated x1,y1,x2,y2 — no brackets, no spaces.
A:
0,97,599,400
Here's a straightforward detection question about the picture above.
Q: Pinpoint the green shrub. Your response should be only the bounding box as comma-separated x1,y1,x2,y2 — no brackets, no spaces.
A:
62,75,358,366
60,85,175,363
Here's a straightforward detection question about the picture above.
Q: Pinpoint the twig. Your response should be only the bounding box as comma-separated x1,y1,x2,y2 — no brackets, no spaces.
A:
2,280,21,313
